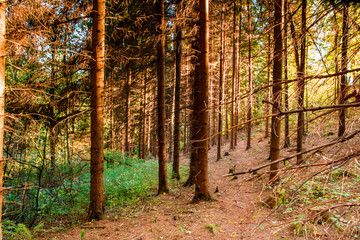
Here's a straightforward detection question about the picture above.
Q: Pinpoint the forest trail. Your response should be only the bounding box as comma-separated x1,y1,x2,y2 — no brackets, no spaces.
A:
47,130,297,240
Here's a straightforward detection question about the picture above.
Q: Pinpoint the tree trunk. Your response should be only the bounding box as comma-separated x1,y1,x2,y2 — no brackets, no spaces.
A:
124,67,131,154
168,69,175,163
230,0,237,150
49,124,56,173
334,10,339,104
217,0,224,161
173,1,182,180
193,0,213,202
338,2,349,137
236,0,242,146
156,0,169,194
265,28,271,139
283,0,290,148
0,1,5,237
296,0,307,165
141,72,147,159
269,0,282,183
246,0,252,150
89,0,105,221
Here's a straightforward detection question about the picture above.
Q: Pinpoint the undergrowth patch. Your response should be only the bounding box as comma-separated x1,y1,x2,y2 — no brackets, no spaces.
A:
2,150,188,239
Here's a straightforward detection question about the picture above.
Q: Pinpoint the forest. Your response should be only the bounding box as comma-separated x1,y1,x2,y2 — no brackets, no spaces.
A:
0,0,359,239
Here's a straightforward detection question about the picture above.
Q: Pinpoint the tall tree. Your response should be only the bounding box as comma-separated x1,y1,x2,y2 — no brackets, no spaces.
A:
0,1,5,236
124,67,131,154
283,0,290,148
156,0,169,194
172,0,182,180
89,0,105,220
338,2,349,137
269,0,283,183
296,0,307,164
265,27,271,139
246,0,252,150
230,0,237,150
217,0,224,161
193,0,212,202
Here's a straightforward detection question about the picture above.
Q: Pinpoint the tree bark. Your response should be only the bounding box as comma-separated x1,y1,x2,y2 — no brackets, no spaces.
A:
124,67,131,154
236,0,242,145
156,0,169,194
141,72,147,159
217,0,224,161
283,0,290,148
269,0,283,183
246,0,252,150
338,2,349,137
265,27,271,139
193,0,213,202
230,0,237,150
0,1,5,237
296,0,307,164
89,0,105,221
173,0,182,180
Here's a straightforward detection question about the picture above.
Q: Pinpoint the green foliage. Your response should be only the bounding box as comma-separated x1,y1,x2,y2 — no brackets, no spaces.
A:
4,150,189,233
3,220,44,240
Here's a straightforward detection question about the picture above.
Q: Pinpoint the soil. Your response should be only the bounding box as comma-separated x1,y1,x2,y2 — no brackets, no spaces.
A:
45,130,307,240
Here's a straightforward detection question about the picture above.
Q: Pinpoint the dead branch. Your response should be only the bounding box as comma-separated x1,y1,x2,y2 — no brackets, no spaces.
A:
197,102,360,143
223,130,360,177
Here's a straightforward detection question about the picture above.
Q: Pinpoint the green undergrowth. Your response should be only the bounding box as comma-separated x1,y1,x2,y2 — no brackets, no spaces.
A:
3,150,188,239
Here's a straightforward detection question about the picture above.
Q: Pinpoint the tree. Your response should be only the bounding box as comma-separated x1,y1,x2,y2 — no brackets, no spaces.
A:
296,0,307,165
283,0,290,148
0,1,5,237
338,2,349,137
217,0,224,161
89,0,105,220
172,0,182,181
192,0,212,202
269,0,283,183
246,0,252,150
230,0,237,150
156,0,169,194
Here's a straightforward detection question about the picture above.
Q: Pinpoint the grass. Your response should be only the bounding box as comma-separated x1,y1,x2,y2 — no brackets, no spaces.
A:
2,150,189,239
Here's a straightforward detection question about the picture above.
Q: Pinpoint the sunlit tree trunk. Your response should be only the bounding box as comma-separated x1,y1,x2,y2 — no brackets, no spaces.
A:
193,0,212,202
173,0,182,180
230,0,237,150
141,72,147,159
156,0,169,194
217,0,224,161
236,0,242,145
296,0,307,164
265,29,271,139
168,72,175,163
283,0,290,148
334,11,339,104
246,0,252,150
0,1,5,237
89,0,105,220
269,0,282,183
124,67,131,154
338,2,349,137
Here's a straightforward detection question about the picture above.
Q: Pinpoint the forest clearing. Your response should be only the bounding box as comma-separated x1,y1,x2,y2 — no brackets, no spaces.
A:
0,0,360,239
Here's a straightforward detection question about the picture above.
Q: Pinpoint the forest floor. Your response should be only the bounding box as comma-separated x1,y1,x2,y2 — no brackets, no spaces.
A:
44,126,351,240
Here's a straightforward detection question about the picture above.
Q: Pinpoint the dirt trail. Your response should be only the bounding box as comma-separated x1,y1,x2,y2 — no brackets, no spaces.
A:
46,133,296,240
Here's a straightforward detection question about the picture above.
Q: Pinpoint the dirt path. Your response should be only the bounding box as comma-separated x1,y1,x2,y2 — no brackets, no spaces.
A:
46,133,296,240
